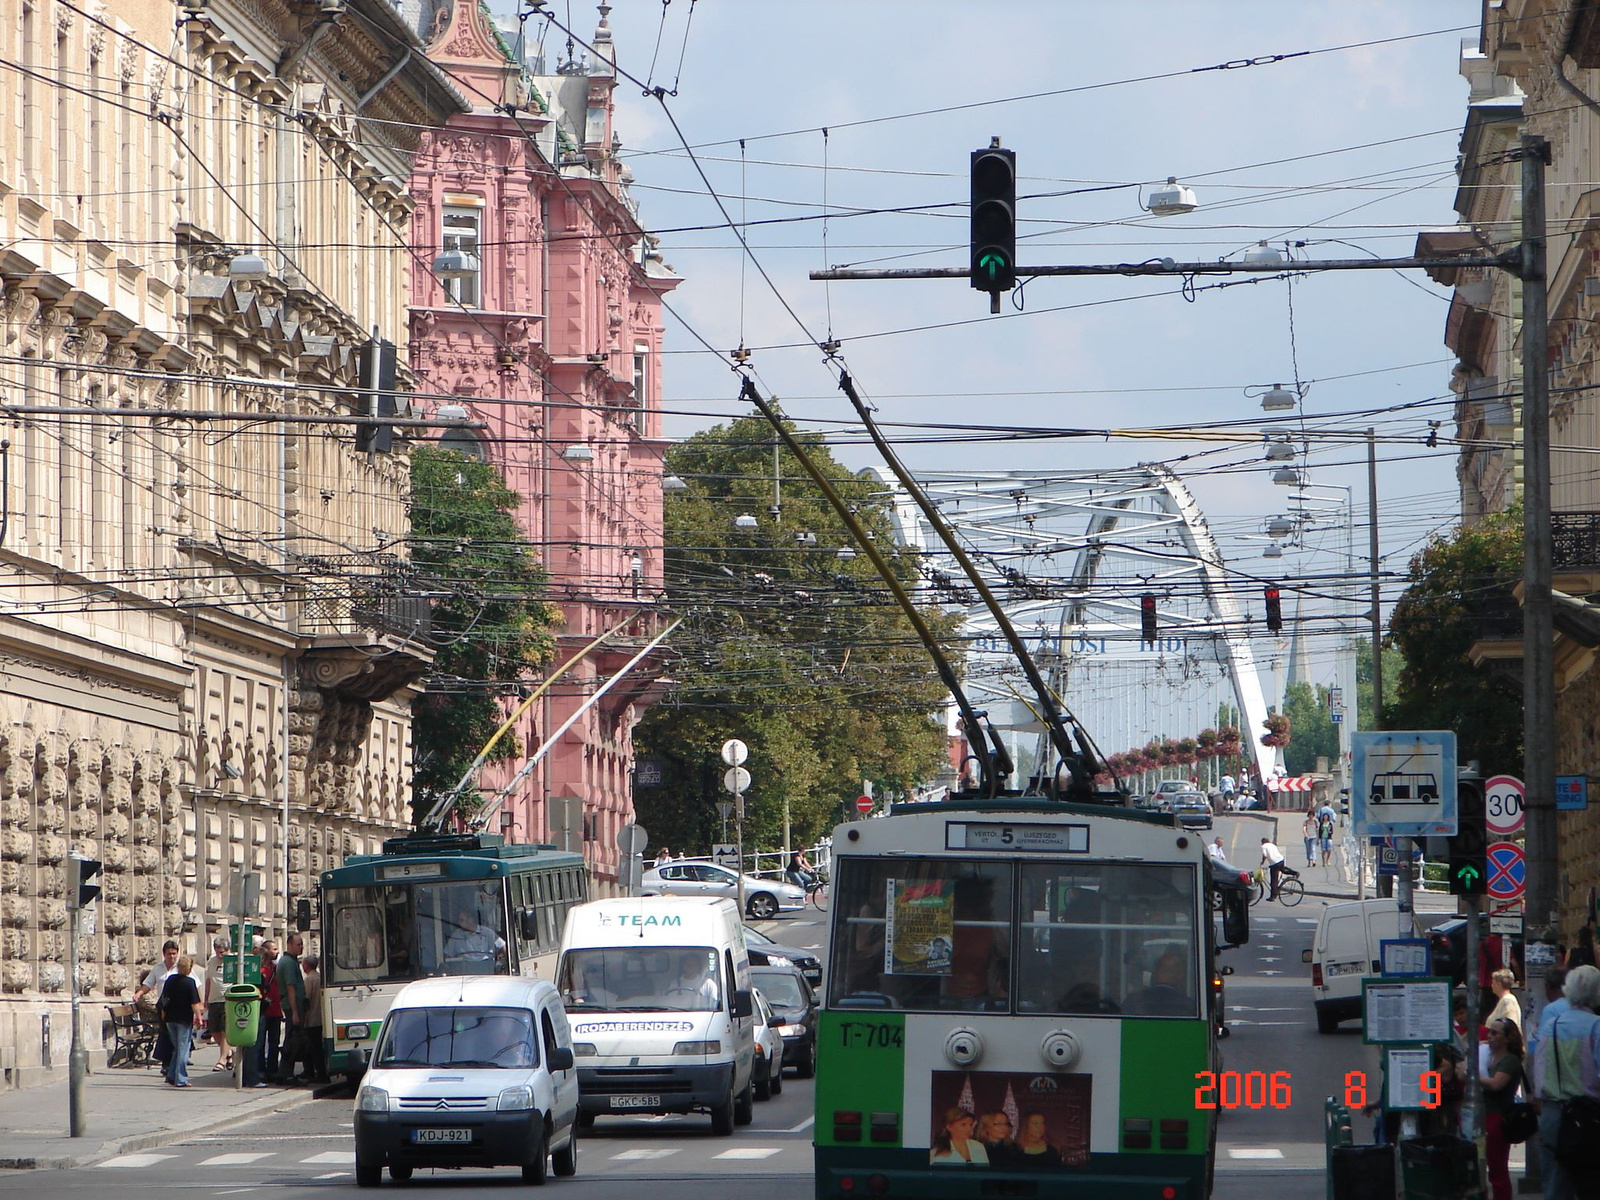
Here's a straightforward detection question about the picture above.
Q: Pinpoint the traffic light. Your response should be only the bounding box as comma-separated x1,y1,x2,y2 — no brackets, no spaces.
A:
970,141,1017,294
1447,779,1488,896
1264,585,1283,633
69,857,102,911
1140,593,1158,646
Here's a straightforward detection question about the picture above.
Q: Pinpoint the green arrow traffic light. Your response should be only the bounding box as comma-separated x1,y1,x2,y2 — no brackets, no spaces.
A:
1454,863,1482,887
978,252,1009,280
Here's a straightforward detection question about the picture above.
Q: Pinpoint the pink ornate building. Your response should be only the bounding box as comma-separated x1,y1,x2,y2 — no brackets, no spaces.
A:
404,1,678,888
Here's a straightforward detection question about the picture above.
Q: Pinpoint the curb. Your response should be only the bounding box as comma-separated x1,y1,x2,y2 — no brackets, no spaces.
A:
0,1087,322,1171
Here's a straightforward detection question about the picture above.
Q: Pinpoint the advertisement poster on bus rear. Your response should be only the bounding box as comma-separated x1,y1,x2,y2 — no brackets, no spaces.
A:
929,1070,1091,1168
884,879,955,975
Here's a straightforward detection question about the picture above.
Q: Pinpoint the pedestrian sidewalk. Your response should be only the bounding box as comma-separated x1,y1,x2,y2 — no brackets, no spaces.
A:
0,1064,320,1171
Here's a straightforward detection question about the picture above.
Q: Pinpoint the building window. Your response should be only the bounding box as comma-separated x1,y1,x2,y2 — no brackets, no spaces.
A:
441,205,481,308
633,343,648,405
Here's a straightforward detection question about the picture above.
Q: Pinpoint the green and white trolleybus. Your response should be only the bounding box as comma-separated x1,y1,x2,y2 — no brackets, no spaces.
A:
815,797,1249,1200
318,832,588,1080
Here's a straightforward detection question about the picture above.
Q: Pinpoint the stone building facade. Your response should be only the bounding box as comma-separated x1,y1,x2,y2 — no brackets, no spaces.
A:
404,1,677,888
0,0,464,1086
1435,1,1600,937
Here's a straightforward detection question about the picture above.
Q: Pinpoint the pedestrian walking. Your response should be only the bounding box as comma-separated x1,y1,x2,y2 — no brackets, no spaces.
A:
202,935,233,1071
157,955,203,1087
1301,809,1317,867
1480,1017,1526,1200
1318,810,1335,867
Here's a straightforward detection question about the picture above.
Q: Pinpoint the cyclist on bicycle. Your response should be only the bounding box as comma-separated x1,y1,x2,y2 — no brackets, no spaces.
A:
1260,837,1298,900
786,849,817,890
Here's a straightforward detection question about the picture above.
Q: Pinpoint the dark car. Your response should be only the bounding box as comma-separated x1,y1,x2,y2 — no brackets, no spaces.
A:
745,925,823,989
1173,798,1213,831
1428,915,1524,989
750,963,818,1078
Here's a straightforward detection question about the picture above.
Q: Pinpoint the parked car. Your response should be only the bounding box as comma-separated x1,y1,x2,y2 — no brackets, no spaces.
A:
750,963,817,1078
744,926,823,989
641,860,806,919
1172,797,1213,831
1154,780,1198,797
1427,914,1524,990
751,987,784,1100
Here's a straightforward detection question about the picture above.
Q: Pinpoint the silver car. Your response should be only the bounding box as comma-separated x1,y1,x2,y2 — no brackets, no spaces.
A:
640,860,806,920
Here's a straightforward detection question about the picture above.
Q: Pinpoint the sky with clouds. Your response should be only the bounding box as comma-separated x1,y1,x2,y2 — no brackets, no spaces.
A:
489,1,1489,751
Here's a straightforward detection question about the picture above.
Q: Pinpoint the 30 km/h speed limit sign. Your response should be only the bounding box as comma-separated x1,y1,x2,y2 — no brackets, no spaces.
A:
1485,775,1525,836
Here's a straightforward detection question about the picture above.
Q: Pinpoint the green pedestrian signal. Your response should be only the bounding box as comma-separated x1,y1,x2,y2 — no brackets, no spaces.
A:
970,141,1017,295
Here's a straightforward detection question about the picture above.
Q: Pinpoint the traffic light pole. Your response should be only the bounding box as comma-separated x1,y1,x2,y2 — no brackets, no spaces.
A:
67,861,86,1137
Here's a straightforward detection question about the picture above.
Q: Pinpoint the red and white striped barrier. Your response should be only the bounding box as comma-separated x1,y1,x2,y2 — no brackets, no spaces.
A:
1264,775,1314,793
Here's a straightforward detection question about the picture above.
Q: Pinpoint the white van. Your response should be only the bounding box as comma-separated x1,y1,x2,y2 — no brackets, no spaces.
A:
1303,899,1416,1033
352,976,579,1187
556,896,755,1134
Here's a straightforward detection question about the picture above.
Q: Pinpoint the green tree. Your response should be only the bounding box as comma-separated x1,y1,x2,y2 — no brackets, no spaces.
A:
1281,682,1339,775
634,417,955,854
407,446,559,825
1385,506,1523,773
1354,636,1405,731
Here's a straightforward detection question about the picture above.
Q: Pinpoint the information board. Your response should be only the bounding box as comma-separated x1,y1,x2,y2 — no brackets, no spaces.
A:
1362,978,1452,1045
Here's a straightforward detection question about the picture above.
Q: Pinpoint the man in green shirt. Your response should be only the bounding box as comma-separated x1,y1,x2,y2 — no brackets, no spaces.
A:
275,933,308,1085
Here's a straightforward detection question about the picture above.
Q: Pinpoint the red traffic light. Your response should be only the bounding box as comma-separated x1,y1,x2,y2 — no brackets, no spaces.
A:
1140,593,1158,644
1264,585,1283,633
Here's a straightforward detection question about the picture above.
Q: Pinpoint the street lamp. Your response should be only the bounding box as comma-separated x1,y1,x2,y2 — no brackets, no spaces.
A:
1146,177,1198,216
563,444,595,462
1242,241,1284,266
432,248,480,279
733,513,758,530
1272,468,1303,486
1261,384,1297,412
662,475,687,492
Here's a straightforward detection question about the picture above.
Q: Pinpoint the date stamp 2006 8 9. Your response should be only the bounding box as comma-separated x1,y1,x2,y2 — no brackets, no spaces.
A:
1194,1070,1443,1110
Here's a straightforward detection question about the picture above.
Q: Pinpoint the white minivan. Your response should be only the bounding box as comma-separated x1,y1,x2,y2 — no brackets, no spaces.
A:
353,976,580,1187
556,896,755,1134
1303,899,1416,1033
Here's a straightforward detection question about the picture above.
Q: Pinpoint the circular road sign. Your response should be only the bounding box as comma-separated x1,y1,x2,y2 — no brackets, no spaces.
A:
1485,775,1525,836
723,766,751,795
1486,842,1526,901
720,739,749,768
856,795,874,814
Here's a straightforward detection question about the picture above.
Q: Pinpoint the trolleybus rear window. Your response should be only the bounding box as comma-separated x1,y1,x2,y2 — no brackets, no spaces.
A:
830,858,1199,1018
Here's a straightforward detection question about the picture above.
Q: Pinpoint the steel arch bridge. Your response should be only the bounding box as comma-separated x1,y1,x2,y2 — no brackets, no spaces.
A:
883,464,1281,783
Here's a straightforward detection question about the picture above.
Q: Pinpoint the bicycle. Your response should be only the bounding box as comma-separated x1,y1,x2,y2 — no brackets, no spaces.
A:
807,871,829,912
1249,867,1304,907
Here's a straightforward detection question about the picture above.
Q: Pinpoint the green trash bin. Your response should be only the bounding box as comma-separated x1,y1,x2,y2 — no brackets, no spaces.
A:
224,984,261,1049
1398,1134,1482,1200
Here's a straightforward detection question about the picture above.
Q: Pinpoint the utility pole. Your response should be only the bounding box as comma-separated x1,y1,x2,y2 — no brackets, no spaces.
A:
1519,133,1557,943
1368,428,1386,902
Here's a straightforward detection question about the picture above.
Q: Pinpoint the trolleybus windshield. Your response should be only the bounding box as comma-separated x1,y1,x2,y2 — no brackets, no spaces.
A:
829,857,1199,1018
326,881,510,984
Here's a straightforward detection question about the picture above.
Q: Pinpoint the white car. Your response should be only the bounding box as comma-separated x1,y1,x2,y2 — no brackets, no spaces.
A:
751,988,784,1100
641,861,806,920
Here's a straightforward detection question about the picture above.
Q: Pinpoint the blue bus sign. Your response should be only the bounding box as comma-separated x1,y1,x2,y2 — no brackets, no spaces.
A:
1352,730,1458,838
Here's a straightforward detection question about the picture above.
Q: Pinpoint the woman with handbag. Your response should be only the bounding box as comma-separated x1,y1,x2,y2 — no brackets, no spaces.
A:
1481,1018,1528,1200
1532,964,1600,1200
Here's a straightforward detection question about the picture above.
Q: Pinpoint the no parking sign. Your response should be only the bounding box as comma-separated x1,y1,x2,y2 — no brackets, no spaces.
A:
1486,842,1526,901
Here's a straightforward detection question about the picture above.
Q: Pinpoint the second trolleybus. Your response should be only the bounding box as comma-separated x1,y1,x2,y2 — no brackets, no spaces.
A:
318,831,588,1080
814,797,1250,1200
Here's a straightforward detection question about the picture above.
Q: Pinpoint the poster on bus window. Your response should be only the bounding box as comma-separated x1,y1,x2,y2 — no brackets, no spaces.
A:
884,879,955,975
928,1070,1091,1168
